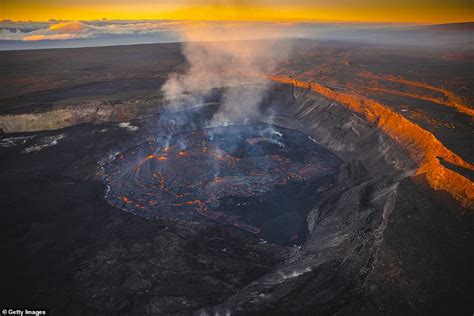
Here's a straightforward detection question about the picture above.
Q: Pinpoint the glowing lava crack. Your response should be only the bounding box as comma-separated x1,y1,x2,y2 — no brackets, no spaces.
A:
104,123,342,245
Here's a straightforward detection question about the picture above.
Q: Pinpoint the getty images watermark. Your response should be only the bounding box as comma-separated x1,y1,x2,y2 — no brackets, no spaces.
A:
1,309,47,316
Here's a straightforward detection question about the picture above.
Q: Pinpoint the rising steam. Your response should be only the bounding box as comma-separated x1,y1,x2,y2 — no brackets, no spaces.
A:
161,22,293,125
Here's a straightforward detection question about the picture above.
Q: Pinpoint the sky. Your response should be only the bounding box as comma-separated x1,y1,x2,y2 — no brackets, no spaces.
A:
1,0,473,23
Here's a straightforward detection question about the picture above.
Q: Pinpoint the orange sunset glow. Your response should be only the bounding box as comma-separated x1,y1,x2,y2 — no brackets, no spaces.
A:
1,0,473,23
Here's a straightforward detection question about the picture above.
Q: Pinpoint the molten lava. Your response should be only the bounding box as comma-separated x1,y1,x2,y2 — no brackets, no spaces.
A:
104,123,342,244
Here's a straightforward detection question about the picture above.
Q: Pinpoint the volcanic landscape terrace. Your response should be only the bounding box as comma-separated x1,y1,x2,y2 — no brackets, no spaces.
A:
1,35,473,315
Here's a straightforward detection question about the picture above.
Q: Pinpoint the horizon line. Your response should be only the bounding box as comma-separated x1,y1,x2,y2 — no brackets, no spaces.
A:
2,18,474,25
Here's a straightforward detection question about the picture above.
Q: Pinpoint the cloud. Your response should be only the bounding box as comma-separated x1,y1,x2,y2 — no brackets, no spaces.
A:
0,20,181,41
48,21,89,33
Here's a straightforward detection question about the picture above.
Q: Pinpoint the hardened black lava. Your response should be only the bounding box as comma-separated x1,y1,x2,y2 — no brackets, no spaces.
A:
104,123,342,245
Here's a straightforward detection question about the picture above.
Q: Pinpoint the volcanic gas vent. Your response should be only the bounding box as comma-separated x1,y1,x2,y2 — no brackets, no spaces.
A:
104,123,342,245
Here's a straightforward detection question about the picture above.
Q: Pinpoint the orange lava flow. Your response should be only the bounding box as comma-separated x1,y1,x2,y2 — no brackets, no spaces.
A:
170,200,204,207
143,154,168,161
270,75,474,209
121,196,131,204
358,71,474,117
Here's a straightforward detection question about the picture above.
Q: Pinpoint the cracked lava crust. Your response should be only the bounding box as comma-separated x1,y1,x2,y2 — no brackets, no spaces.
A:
104,123,342,245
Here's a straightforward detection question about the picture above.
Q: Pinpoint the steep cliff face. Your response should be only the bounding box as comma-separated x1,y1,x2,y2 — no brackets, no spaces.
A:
269,77,473,209
0,100,158,133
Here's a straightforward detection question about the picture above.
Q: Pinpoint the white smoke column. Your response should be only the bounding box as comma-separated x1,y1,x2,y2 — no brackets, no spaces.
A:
161,21,293,125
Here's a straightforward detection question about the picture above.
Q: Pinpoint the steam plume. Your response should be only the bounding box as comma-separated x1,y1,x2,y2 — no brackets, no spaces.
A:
161,22,292,125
